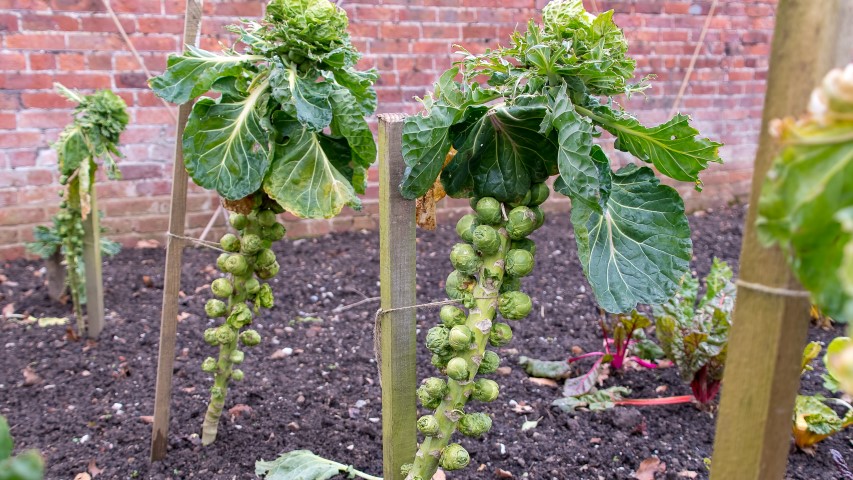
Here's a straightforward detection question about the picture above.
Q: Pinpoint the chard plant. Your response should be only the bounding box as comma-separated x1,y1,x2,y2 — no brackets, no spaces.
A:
150,0,377,445
27,84,127,337
397,0,721,477
0,416,44,480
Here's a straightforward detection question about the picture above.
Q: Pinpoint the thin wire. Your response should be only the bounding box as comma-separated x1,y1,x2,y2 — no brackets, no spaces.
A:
668,0,719,118
167,232,227,253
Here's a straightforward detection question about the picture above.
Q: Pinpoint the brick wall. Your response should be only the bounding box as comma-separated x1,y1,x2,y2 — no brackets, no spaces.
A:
0,0,777,260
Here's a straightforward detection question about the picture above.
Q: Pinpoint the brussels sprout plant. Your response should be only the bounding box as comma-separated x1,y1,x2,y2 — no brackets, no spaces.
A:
398,0,721,477
27,83,127,337
150,0,377,445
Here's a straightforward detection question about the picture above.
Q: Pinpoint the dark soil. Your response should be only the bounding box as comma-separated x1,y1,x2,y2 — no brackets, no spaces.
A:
0,205,849,480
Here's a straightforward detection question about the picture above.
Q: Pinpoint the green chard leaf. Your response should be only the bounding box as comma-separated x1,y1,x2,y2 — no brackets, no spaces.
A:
569,162,692,313
149,45,263,104
578,103,722,187
182,79,271,201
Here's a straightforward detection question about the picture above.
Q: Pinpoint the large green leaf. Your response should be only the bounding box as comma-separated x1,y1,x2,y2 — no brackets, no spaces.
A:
182,80,271,201
757,122,853,321
149,45,263,104
400,104,461,199
549,90,600,210
329,88,376,168
571,163,692,313
446,101,556,203
578,103,722,186
255,450,347,480
270,66,334,132
264,125,360,219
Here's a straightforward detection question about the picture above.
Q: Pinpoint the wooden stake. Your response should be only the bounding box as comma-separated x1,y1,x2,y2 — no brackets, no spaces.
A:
149,0,203,462
81,183,104,338
710,1,852,478
378,113,417,480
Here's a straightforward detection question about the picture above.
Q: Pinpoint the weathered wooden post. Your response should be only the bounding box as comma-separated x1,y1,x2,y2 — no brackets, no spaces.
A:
378,113,417,480
149,0,203,462
710,1,853,478
81,180,104,339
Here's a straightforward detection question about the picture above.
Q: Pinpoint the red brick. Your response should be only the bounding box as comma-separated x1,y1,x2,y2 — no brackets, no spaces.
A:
5,33,66,50
0,53,26,70
51,73,112,89
21,91,69,109
18,110,73,129
0,206,47,226
28,53,56,70
80,15,136,33
21,13,78,30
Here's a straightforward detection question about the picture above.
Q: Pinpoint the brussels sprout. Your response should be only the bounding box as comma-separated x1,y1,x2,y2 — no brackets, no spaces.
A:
216,253,230,271
431,353,450,369
229,213,248,230
231,369,244,381
499,291,532,320
478,350,501,374
216,325,237,344
256,248,276,268
468,197,480,210
59,174,68,185
489,322,513,347
241,234,263,255
439,443,470,471
227,303,253,328
257,209,277,227
400,463,413,477
224,254,249,276
203,328,219,346
264,222,286,241
446,357,469,381
531,205,545,230
528,182,550,206
472,378,500,402
448,325,473,351
257,260,280,280
240,329,261,347
426,326,451,354
211,278,233,298
510,238,537,257
499,276,522,294
205,298,227,318
506,206,537,240
220,233,241,252
202,357,217,372
505,249,534,278
59,201,68,209
445,270,475,301
210,386,224,399
244,277,261,295
417,377,447,409
230,350,245,364
417,414,440,436
450,243,482,276
475,197,502,225
458,412,492,437
440,305,467,327
472,225,501,255
508,190,531,208
455,214,480,243
257,283,274,309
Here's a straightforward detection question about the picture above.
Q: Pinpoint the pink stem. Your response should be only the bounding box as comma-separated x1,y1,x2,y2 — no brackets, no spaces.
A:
630,357,659,369
615,395,695,406
567,352,605,364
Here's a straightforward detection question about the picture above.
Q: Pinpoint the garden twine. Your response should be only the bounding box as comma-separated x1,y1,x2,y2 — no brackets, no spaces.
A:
734,279,811,299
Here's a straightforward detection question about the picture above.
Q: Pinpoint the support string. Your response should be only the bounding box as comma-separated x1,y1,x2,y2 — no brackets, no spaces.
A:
167,232,228,253
735,279,811,299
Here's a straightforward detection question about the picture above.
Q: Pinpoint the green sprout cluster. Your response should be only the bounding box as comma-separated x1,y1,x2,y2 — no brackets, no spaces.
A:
403,184,547,479
200,193,285,446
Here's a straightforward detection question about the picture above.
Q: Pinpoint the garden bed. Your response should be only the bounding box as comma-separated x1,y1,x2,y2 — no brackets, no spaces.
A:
0,205,846,479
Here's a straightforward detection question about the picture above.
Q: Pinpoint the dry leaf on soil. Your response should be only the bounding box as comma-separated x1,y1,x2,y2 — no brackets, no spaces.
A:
73,474,91,480
2,303,14,318
495,468,513,478
139,416,154,424
88,459,104,477
22,366,41,386
228,404,253,420
528,377,559,388
634,457,666,480
135,239,161,249
677,471,698,479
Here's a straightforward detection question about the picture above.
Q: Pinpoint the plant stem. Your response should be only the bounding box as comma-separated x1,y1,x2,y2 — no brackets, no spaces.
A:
408,224,510,480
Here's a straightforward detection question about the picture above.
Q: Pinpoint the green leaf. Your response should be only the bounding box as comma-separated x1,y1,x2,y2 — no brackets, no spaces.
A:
400,104,461,199
264,125,360,219
794,395,844,436
578,103,722,186
571,163,692,313
0,416,11,461
447,101,557,203
757,122,853,321
549,89,600,210
329,88,376,168
256,450,378,480
54,126,88,175
328,67,378,115
271,66,334,132
551,386,630,413
518,356,572,380
149,46,263,104
182,80,271,201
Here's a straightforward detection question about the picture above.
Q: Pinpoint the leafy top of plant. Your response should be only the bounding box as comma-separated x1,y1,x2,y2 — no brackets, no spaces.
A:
400,0,722,313
757,64,853,321
150,0,377,219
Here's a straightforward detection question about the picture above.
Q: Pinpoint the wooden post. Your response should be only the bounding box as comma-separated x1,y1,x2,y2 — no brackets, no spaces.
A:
45,251,66,303
378,113,417,480
710,1,852,478
81,183,104,338
149,0,203,462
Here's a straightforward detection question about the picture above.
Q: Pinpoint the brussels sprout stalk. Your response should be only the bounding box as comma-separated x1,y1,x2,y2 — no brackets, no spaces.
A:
200,195,282,446
407,196,541,480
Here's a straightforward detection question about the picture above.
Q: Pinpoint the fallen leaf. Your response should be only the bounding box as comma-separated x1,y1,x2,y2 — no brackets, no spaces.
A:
88,459,104,477
180,386,196,394
228,404,253,420
655,385,668,394
74,474,91,480
571,345,584,355
176,312,191,322
2,303,14,318
495,468,513,478
139,416,154,424
677,471,698,479
142,276,154,288
22,366,41,386
590,437,601,444
136,239,160,249
634,457,666,480
37,317,69,328
528,377,558,388
510,401,533,414
496,366,513,376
